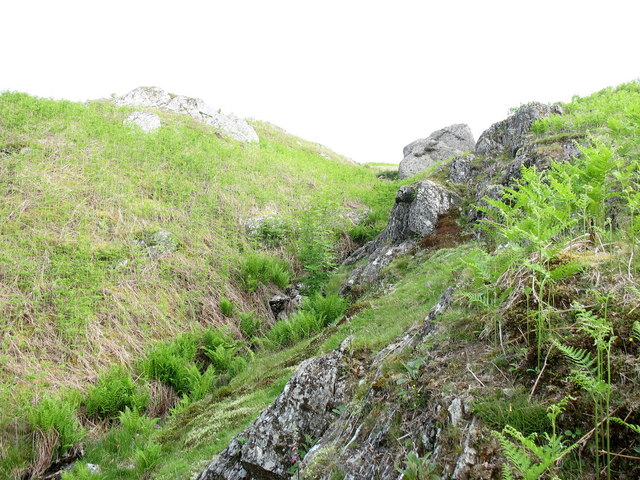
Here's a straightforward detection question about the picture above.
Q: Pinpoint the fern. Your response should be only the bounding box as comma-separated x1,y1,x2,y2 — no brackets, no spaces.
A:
494,399,577,480
554,342,596,371
631,321,640,342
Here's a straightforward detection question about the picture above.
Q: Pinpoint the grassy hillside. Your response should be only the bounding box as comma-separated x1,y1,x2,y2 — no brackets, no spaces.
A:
2,80,640,480
0,91,405,476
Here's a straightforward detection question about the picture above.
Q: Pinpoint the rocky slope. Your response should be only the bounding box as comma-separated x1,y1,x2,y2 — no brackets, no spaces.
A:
195,86,640,480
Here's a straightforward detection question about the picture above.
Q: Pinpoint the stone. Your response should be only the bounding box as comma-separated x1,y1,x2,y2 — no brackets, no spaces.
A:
268,287,301,320
135,230,178,258
196,339,351,480
115,87,259,143
474,102,562,158
398,124,475,179
448,154,475,184
123,111,161,133
341,180,457,294
503,137,584,185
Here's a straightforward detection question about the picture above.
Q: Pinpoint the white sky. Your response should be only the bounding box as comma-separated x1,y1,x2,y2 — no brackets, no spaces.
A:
2,0,638,164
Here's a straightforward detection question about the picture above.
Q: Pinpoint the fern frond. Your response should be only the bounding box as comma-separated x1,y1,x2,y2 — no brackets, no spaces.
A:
554,342,596,370
611,416,640,434
631,321,640,341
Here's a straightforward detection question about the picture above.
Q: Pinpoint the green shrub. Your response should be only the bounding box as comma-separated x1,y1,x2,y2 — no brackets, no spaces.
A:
253,217,292,247
267,311,324,347
238,252,291,291
29,395,86,457
203,344,237,373
219,297,235,317
134,441,162,476
140,334,199,396
239,312,262,339
302,293,348,326
84,366,149,419
348,223,379,244
185,365,217,401
103,407,158,456
201,327,236,352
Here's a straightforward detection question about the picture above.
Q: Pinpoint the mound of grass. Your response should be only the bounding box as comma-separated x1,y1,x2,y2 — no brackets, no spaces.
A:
238,252,292,291
84,366,149,419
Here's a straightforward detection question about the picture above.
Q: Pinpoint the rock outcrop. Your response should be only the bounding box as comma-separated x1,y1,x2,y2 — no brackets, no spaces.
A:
474,102,562,157
296,287,500,480
115,87,259,143
341,180,457,294
123,111,161,133
398,124,475,179
196,339,352,480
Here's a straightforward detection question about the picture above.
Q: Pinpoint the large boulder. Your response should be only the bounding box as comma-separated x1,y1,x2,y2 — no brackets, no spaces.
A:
196,339,351,480
114,87,259,143
341,180,457,294
398,124,475,179
474,102,562,157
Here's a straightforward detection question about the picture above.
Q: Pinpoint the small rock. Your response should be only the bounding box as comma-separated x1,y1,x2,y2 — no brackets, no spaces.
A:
124,111,161,133
448,397,464,426
135,230,178,258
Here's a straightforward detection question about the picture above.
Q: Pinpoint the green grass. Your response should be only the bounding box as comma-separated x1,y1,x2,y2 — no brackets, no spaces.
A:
0,91,398,403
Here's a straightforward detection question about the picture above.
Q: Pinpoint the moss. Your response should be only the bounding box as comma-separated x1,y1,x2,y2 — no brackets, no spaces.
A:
302,444,341,479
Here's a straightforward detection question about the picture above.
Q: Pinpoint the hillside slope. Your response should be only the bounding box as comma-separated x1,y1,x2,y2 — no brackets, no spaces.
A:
3,80,640,480
0,91,403,477
191,81,640,480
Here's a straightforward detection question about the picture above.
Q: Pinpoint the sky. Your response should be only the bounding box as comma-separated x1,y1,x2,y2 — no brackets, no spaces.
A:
2,0,638,164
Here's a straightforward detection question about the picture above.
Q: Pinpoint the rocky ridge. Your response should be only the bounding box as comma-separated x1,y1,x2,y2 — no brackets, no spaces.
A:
114,86,259,142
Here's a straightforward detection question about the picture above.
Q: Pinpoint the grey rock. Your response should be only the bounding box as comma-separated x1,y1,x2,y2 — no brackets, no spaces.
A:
503,137,584,185
124,111,161,133
448,397,464,426
474,102,562,158
398,124,475,179
115,87,259,143
197,339,351,480
298,288,492,480
448,154,476,184
341,180,456,293
135,230,178,258
268,288,301,321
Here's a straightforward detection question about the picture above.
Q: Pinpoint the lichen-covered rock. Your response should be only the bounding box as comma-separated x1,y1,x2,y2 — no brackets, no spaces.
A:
448,153,476,184
197,339,351,480
341,180,456,294
115,86,259,143
398,124,475,179
502,137,584,185
268,287,302,321
135,230,178,258
123,111,161,133
474,102,562,157
298,287,500,480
